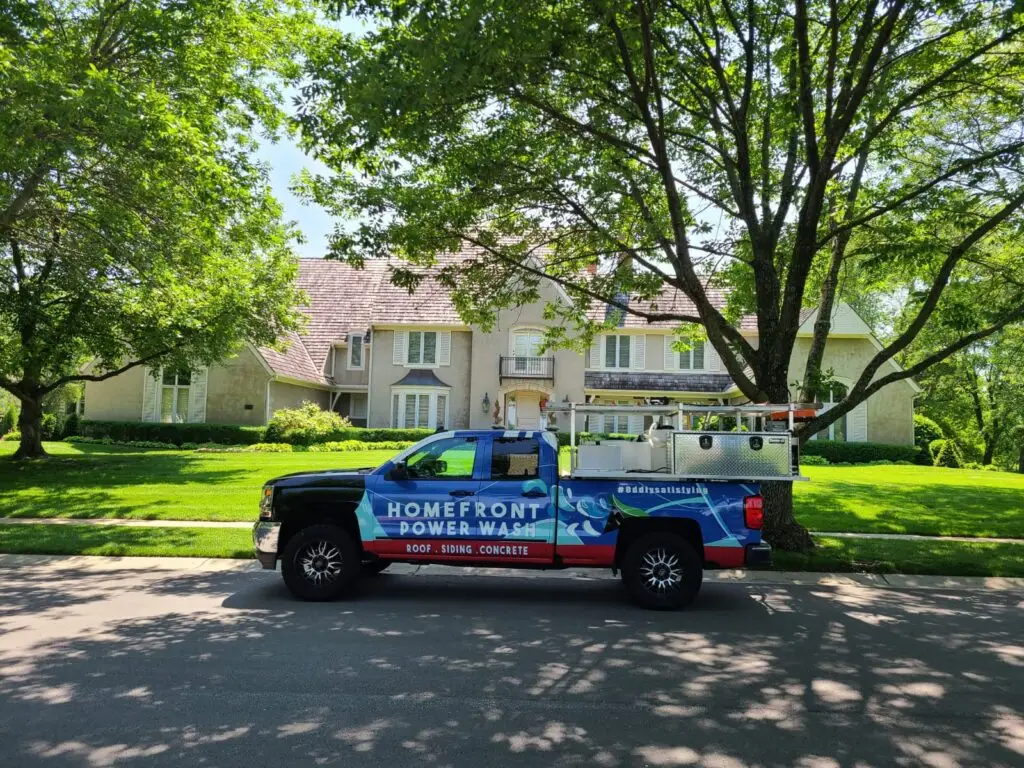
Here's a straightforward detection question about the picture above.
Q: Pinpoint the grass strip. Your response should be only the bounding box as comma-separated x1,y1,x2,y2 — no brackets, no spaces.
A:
0,523,253,559
774,536,1024,578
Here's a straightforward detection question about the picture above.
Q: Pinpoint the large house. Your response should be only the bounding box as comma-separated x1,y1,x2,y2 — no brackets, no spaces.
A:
83,254,919,444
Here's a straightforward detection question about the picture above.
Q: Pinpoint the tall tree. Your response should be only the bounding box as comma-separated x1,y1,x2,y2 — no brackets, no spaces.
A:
300,0,1024,549
0,0,311,459
918,326,1024,467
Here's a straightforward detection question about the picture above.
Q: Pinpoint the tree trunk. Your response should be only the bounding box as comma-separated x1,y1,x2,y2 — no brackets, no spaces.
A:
14,394,46,460
1018,445,1024,474
761,480,814,552
982,439,995,466
760,369,814,553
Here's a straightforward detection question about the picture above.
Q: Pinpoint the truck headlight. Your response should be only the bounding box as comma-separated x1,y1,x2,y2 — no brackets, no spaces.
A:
259,485,274,520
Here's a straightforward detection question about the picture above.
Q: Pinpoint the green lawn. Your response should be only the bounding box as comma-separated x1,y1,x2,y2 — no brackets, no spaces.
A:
775,536,1024,577
0,522,252,558
795,464,1024,539
2,442,1023,541
0,441,395,522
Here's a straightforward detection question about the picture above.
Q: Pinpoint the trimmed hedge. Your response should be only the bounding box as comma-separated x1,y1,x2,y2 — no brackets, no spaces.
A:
929,438,966,469
264,426,438,446
78,420,266,446
801,440,918,464
555,431,636,447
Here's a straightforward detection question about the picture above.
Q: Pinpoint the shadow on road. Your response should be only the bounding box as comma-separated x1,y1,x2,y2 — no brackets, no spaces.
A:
0,564,1021,767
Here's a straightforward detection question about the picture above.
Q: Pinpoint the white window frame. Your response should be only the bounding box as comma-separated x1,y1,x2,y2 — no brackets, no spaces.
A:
160,367,191,424
510,327,546,374
679,339,706,371
407,330,438,367
390,387,450,429
347,331,364,370
814,385,849,441
603,334,632,369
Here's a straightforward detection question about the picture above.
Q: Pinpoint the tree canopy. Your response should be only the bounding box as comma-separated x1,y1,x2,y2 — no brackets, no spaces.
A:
299,0,1024,548
0,0,313,458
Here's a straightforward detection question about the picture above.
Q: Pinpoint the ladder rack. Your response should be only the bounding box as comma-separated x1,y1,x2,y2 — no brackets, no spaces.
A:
542,402,815,481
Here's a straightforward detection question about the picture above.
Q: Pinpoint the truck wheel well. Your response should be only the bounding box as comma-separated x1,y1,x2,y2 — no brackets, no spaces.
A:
278,504,362,554
614,518,704,567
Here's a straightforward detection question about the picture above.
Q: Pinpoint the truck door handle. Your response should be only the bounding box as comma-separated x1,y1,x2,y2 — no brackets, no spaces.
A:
522,490,547,498
449,490,475,497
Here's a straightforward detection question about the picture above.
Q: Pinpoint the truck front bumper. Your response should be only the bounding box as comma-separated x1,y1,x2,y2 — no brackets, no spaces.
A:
253,522,281,570
745,542,772,567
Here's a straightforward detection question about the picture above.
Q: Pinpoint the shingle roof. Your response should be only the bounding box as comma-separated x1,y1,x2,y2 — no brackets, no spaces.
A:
587,285,815,332
393,369,452,388
585,371,737,394
257,250,822,386
257,254,467,384
586,286,730,329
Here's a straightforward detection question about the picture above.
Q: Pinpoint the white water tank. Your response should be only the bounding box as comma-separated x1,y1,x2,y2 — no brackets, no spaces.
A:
648,423,675,473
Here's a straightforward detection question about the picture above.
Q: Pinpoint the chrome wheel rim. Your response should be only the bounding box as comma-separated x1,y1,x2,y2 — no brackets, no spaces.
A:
639,547,683,594
297,540,343,586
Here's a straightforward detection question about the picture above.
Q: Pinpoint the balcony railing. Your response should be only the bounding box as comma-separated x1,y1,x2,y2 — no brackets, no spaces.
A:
499,356,555,381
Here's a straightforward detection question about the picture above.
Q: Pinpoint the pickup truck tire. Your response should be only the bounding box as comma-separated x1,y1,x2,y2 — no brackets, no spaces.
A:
621,533,703,610
281,524,361,601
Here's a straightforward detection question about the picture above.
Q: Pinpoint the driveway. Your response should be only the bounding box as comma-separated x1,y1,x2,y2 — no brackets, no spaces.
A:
0,559,1020,767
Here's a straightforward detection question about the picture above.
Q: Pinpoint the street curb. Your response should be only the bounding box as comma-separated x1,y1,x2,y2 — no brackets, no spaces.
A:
0,553,1021,593
3,519,1022,546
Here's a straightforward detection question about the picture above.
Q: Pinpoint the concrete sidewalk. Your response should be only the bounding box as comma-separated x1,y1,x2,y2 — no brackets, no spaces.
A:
2,516,1021,544
1,552,1021,593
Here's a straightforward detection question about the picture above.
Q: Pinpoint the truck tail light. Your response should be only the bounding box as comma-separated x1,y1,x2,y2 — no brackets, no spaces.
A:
744,495,764,530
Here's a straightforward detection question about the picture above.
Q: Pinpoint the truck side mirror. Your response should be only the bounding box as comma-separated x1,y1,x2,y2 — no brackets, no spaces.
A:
389,461,409,481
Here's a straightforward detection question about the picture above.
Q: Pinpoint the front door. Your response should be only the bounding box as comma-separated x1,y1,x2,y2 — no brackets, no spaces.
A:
512,392,542,429
370,436,481,558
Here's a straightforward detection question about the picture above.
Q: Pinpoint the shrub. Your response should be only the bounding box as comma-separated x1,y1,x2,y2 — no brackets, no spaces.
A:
40,413,60,440
64,436,180,450
913,414,943,450
2,429,21,442
800,454,829,466
555,431,635,447
306,440,414,452
0,405,17,436
801,440,919,464
929,438,965,469
265,423,437,446
62,412,80,439
264,403,351,445
78,420,265,446
249,443,294,452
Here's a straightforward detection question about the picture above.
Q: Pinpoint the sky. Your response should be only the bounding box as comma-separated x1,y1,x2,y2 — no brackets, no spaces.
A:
255,132,333,260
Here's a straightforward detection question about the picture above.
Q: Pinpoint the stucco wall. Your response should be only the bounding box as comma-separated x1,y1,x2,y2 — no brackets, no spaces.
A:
330,343,371,387
269,381,329,414
83,365,146,422
469,289,586,430
367,329,472,428
205,347,269,425
788,337,916,445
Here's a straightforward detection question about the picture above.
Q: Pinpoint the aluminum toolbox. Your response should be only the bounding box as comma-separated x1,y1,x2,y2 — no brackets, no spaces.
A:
672,431,794,479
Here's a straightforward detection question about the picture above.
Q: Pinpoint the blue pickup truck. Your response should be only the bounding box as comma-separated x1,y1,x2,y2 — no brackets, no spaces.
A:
254,420,778,610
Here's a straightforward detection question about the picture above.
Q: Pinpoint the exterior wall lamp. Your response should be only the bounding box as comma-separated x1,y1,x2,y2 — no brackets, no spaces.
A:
481,392,490,414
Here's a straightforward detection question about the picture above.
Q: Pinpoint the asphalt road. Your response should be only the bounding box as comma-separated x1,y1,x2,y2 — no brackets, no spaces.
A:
0,561,1021,768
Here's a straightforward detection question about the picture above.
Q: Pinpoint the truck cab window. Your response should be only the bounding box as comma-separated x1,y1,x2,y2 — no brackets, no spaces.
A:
490,437,540,479
405,437,477,479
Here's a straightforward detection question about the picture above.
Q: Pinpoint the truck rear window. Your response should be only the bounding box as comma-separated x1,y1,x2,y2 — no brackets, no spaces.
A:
490,437,540,479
